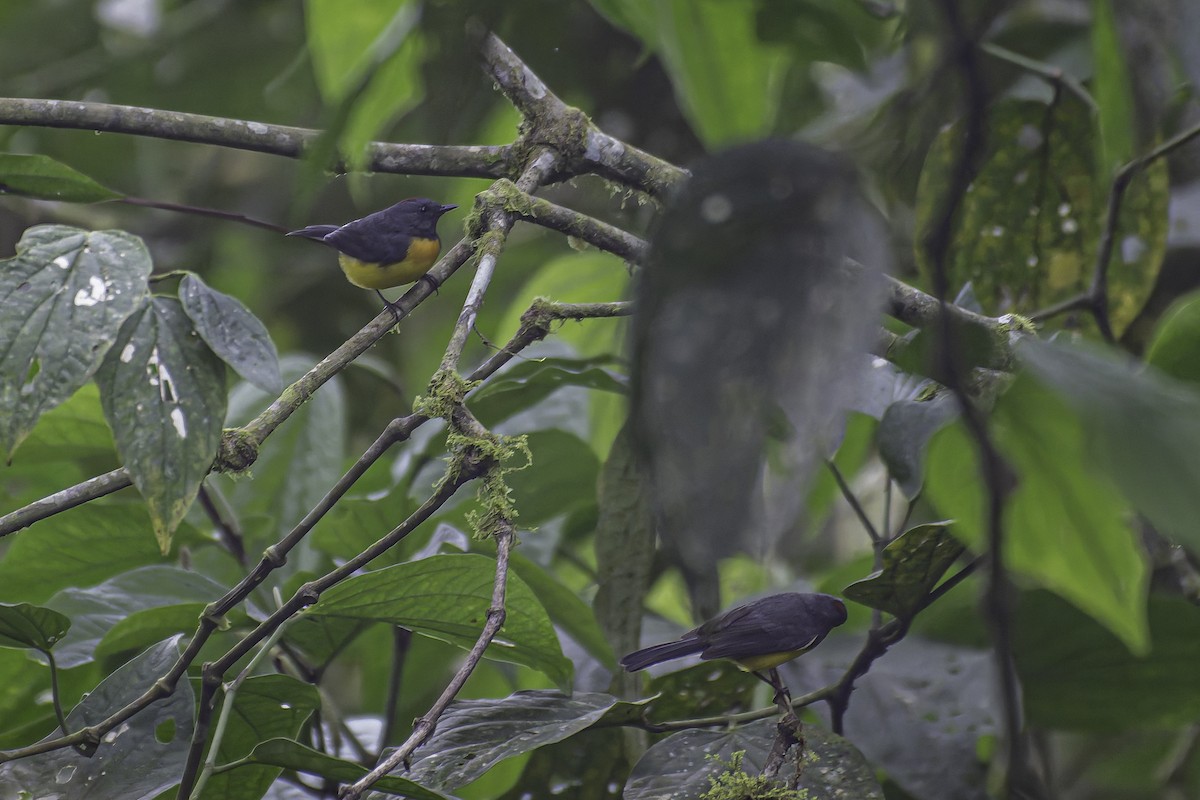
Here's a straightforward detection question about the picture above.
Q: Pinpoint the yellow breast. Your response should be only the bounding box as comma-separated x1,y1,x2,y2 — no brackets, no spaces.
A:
337,238,442,290
734,648,810,671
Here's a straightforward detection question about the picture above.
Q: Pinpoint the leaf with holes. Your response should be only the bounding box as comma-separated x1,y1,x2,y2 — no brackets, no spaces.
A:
914,98,1166,334
0,637,194,796
0,225,151,457
95,297,226,553
843,522,964,619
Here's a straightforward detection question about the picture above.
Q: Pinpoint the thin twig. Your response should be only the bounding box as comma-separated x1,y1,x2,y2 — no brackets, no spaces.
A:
981,43,1097,112
0,468,133,538
826,460,882,544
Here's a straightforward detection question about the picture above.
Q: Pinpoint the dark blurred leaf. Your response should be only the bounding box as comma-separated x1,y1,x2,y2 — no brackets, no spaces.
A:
0,153,122,202
1016,591,1200,730
0,602,70,652
0,637,193,796
1091,0,1135,173
0,225,150,457
756,0,870,71
244,738,452,799
197,675,320,800
926,367,1149,653
843,522,963,618
914,98,1166,333
45,565,233,668
309,554,573,689
783,636,995,800
0,505,201,604
95,297,226,552
179,273,282,394
407,691,641,791
1019,338,1200,559
877,392,958,498
625,717,882,799
469,356,626,428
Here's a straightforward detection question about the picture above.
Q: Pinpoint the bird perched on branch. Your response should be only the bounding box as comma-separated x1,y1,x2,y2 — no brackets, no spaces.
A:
621,592,847,705
288,197,457,309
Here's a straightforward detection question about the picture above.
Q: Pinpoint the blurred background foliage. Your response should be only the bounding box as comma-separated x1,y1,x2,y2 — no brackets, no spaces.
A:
4,0,1200,798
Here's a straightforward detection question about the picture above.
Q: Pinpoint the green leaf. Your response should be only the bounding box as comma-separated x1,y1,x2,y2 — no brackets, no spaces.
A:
407,691,638,791
11,383,116,465
505,430,600,526
926,371,1150,654
0,505,201,604
843,522,964,619
304,0,425,169
0,637,194,796
220,354,346,536
469,356,627,428
626,718,882,799
914,98,1167,335
0,225,151,457
38,565,232,667
1091,0,1135,173
0,603,71,652
1144,288,1200,387
308,553,573,689
0,153,122,202
243,739,453,799
649,0,789,146
1016,591,1200,730
1019,338,1200,558
197,674,320,800
95,297,226,552
179,273,282,394
510,551,615,668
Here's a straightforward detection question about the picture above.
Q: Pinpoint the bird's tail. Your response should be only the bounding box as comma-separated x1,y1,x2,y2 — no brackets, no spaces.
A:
286,225,340,242
620,638,703,672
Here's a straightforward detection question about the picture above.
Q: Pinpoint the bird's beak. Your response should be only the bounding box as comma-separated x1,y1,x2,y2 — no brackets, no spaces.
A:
440,204,458,213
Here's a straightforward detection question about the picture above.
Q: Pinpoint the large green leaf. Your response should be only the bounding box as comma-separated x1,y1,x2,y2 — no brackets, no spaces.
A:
1018,338,1200,558
1091,0,1134,173
0,225,151,457
0,637,194,796
1144,288,1200,387
0,505,201,604
1016,591,1200,730
0,153,122,202
43,565,232,668
504,429,600,526
304,0,425,169
10,383,116,465
197,674,320,800
469,356,626,429
926,371,1149,654
914,98,1167,334
308,553,573,689
509,552,615,668
95,297,226,552
179,273,282,394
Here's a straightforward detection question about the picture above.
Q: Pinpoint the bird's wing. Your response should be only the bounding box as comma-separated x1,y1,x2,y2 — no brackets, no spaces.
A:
326,216,413,263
